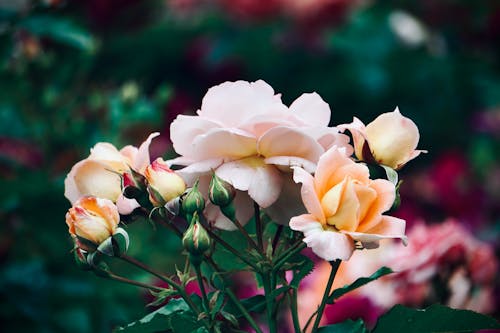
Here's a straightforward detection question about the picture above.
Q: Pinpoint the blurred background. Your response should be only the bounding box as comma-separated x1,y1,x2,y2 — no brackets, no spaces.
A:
0,0,498,332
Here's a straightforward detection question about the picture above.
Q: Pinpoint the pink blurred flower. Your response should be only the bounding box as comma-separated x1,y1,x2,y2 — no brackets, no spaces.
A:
169,80,351,229
290,146,407,261
342,219,498,314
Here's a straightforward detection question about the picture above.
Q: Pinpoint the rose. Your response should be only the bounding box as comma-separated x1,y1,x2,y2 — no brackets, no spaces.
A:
144,158,186,206
64,133,158,214
65,196,120,252
169,80,352,229
290,146,407,261
339,107,426,170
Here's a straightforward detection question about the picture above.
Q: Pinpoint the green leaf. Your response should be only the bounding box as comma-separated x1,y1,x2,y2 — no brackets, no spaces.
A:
372,304,500,333
381,165,398,185
289,255,314,289
18,15,97,52
328,267,392,303
116,298,202,333
225,295,266,318
317,319,368,333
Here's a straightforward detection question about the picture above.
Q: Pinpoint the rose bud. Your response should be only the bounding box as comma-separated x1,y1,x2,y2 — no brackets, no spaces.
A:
182,180,205,216
339,107,426,170
66,196,120,252
208,172,236,207
182,212,211,259
144,158,186,206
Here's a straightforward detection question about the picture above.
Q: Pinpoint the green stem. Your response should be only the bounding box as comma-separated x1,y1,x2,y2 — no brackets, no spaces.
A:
262,272,277,333
289,287,301,333
104,272,165,292
254,202,264,253
119,254,208,329
222,207,261,253
272,242,307,273
194,263,210,314
225,288,263,333
271,225,283,255
201,223,258,270
310,260,341,332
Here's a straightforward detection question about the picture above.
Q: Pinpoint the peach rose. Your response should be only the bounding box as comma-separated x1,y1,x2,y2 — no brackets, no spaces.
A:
66,196,120,251
64,133,159,214
169,80,352,229
339,107,426,170
289,147,407,261
144,158,186,206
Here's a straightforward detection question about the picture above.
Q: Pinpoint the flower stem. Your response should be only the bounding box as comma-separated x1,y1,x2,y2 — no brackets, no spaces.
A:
105,272,164,292
262,272,277,333
225,288,263,333
272,225,283,255
119,254,208,329
310,260,341,332
254,202,264,253
194,263,210,314
272,242,307,273
289,286,301,333
200,222,258,270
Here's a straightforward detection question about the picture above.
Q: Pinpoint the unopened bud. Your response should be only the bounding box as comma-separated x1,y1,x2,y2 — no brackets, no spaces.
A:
209,173,235,207
182,180,205,215
144,158,186,206
97,228,130,257
182,213,211,258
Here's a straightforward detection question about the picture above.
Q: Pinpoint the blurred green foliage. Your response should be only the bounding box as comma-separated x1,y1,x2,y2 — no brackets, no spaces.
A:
0,0,498,331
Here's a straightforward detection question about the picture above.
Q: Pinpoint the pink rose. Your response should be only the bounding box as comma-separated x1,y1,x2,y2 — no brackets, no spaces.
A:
169,80,351,229
290,146,407,261
64,133,159,214
339,107,426,170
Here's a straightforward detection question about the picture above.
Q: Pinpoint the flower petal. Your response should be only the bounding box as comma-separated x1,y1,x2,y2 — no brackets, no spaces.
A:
289,92,331,127
338,117,367,159
215,157,282,208
345,215,407,247
170,115,222,158
133,132,160,173
292,167,325,223
192,128,257,160
357,179,396,232
290,214,355,261
258,126,324,163
205,190,254,230
264,156,317,174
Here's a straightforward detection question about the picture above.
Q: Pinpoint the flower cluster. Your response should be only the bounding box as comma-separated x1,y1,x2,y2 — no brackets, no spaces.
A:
62,80,433,332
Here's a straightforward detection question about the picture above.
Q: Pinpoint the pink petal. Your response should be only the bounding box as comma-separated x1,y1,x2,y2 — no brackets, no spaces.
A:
292,167,325,223
205,190,254,230
192,128,257,160
198,80,286,127
215,157,283,208
337,117,368,159
170,115,222,158
175,158,224,185
289,92,331,127
116,194,140,215
133,132,160,173
290,214,355,261
345,215,407,247
264,175,305,225
257,126,324,163
264,156,317,174
64,160,84,204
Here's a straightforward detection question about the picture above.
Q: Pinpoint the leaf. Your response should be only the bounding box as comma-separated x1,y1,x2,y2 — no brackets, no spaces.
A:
225,295,266,318
327,267,392,303
372,304,500,333
289,255,314,289
317,319,368,333
18,15,97,52
381,165,398,185
116,298,202,333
